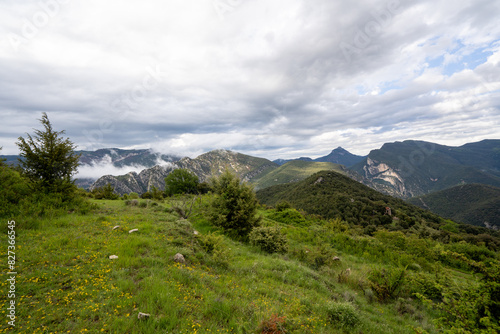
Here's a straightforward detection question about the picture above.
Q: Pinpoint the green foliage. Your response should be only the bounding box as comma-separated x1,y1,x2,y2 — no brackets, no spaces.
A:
0,150,91,223
408,272,444,301
209,170,261,238
0,164,31,217
249,226,288,254
267,208,308,226
92,183,119,200
164,168,199,196
141,186,163,200
409,184,500,228
324,301,360,329
416,254,500,333
368,266,407,302
16,112,80,194
275,201,292,212
253,160,346,189
129,192,140,199
196,233,232,268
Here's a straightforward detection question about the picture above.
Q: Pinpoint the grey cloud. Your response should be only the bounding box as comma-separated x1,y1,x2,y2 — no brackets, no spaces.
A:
0,0,498,158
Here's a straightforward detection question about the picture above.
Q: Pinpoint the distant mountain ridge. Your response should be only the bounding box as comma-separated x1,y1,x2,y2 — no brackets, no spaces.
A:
273,147,365,167
90,149,279,194
1,148,179,168
408,184,500,229
349,139,500,198
77,148,180,167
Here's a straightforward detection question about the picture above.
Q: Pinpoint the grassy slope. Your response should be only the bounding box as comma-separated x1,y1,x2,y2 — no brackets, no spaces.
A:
1,197,493,333
252,161,346,190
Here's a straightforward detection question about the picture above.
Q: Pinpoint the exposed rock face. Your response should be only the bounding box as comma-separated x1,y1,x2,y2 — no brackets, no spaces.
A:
350,139,500,199
91,149,278,195
362,158,408,197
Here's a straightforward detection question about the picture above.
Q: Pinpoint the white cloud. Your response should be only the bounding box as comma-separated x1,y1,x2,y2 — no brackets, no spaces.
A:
0,0,499,159
75,154,158,179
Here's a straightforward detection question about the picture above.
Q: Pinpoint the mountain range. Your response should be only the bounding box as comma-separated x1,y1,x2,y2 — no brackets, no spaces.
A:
350,139,500,198
273,146,365,167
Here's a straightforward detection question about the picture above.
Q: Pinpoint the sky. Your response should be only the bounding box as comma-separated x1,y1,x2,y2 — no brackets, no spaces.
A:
1,0,499,162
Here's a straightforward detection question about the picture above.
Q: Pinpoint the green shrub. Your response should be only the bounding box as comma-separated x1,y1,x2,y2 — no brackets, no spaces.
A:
275,201,292,212
197,233,232,268
129,192,139,199
141,191,153,199
164,168,199,196
268,208,308,226
249,226,288,254
408,272,444,301
92,183,119,200
325,301,360,329
209,170,261,238
368,266,407,302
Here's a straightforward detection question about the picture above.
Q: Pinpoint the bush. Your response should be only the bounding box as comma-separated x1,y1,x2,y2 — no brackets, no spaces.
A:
249,226,288,254
164,168,199,196
275,201,292,212
129,192,139,199
91,183,119,200
325,301,360,329
197,233,232,268
268,208,308,226
209,170,261,238
368,266,407,302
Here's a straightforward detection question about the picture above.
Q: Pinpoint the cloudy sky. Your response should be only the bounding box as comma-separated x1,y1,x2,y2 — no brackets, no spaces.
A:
1,0,499,161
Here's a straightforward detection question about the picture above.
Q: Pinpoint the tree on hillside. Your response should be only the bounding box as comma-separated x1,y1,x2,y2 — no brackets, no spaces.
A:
164,168,200,196
209,169,261,238
16,113,80,194
0,147,6,166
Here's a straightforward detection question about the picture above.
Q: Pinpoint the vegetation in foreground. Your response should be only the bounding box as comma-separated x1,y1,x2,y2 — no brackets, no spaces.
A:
1,188,499,333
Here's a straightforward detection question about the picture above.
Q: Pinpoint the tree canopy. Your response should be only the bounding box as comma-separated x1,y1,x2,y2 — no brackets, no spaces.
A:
16,112,80,193
209,170,261,238
164,168,199,196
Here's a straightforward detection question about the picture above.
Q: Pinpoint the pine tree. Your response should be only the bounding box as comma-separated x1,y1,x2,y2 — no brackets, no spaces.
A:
16,113,80,194
209,170,261,238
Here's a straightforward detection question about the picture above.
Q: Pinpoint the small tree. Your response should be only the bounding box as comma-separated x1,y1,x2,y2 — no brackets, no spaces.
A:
16,113,80,194
92,183,119,200
209,170,261,238
164,168,199,196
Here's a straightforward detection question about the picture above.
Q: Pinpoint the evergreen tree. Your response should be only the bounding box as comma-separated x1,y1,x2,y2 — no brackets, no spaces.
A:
16,113,80,194
209,170,261,238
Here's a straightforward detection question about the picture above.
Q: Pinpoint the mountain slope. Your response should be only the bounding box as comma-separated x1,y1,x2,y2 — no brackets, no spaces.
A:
252,160,348,190
350,139,500,198
91,149,278,194
256,170,500,241
408,184,500,229
257,170,438,227
315,146,366,167
77,148,180,167
273,146,365,167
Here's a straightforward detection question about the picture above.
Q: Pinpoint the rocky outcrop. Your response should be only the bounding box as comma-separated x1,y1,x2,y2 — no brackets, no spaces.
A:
90,149,278,195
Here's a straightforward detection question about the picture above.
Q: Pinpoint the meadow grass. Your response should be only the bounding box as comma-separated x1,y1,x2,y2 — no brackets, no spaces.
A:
0,197,476,333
